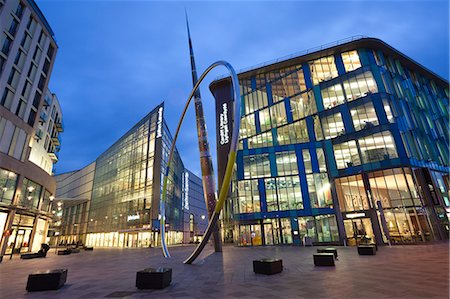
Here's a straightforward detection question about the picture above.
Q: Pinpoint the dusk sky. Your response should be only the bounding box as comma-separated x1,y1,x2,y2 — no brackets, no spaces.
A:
36,0,449,177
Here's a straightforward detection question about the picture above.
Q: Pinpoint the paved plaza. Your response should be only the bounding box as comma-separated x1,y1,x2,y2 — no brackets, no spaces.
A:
0,242,448,298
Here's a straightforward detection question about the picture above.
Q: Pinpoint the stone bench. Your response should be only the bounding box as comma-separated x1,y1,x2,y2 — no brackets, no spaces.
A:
253,259,283,275
357,245,376,255
317,247,338,259
26,269,68,292
313,253,335,266
84,246,94,251
70,249,80,253
136,268,172,289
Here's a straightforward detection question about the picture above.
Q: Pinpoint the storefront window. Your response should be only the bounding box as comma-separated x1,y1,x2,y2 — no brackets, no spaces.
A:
40,190,53,212
309,55,338,85
270,102,287,128
243,154,271,179
321,83,345,109
343,71,378,102
321,112,345,139
275,151,298,176
277,120,309,145
315,215,339,242
333,140,361,169
290,91,317,120
0,168,17,204
307,173,333,208
238,224,262,246
350,101,379,131
341,50,362,72
335,174,370,211
298,216,315,244
236,179,261,214
358,131,398,163
19,178,42,209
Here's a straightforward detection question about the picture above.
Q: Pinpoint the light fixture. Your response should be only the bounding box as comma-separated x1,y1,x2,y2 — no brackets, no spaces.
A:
201,215,206,220
27,186,35,192
27,196,32,200
49,195,55,201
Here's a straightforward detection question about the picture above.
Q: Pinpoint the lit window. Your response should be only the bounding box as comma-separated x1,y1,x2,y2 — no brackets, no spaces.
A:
333,140,361,169
358,131,398,163
321,112,345,139
275,151,298,176
343,71,378,102
321,83,345,109
309,56,339,85
290,91,317,120
341,50,362,72
350,101,379,131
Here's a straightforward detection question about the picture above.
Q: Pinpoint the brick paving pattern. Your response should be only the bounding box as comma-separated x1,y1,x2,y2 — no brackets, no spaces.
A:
0,242,448,298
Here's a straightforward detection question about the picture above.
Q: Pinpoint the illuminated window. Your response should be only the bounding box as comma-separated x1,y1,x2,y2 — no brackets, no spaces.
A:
277,120,308,145
313,115,324,141
302,149,312,174
265,176,303,211
275,151,298,176
259,108,271,132
243,154,271,179
335,174,369,212
290,91,317,120
269,66,306,102
321,83,345,109
382,99,395,123
358,131,398,163
321,112,345,139
341,50,362,72
236,180,260,213
248,131,273,149
309,56,338,85
240,114,256,139
241,82,269,115
343,71,378,102
307,173,332,208
269,102,287,128
333,140,361,169
350,101,379,131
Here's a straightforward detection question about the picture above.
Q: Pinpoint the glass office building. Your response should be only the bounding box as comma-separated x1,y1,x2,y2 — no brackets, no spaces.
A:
55,103,207,248
211,37,449,246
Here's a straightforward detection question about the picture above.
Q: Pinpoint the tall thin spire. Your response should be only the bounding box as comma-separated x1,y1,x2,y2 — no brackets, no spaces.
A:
185,11,222,253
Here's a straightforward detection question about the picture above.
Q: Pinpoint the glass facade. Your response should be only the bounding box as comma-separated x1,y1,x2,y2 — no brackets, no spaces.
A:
213,38,449,247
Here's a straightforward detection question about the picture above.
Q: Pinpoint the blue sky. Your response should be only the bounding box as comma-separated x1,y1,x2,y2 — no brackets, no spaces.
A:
36,0,449,176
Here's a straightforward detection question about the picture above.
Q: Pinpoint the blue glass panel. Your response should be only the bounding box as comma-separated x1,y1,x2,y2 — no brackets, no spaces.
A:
335,53,346,76
302,62,313,89
313,86,324,112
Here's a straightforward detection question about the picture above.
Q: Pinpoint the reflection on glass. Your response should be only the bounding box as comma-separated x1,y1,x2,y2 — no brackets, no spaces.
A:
310,56,338,85
335,174,369,211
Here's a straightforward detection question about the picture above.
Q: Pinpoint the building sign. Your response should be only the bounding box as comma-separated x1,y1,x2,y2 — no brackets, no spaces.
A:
127,214,140,222
182,172,189,210
156,106,163,138
219,103,229,145
345,212,366,219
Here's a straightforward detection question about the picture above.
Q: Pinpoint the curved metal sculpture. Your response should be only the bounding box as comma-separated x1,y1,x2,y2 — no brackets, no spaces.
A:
160,60,241,263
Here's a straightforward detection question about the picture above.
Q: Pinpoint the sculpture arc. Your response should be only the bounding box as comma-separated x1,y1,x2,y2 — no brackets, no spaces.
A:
159,61,241,263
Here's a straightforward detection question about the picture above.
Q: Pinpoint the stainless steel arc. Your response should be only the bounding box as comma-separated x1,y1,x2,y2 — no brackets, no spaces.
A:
159,60,241,263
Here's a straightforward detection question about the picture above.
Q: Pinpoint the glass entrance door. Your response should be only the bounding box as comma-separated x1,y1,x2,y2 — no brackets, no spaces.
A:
344,218,375,245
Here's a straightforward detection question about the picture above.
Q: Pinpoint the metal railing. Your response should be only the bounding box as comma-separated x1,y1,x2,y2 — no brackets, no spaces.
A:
215,35,370,80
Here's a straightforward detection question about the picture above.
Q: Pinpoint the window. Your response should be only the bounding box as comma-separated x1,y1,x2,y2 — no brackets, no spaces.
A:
350,101,379,131
341,50,362,72
275,151,298,176
21,81,31,98
241,83,268,115
236,179,260,213
302,149,312,174
240,114,256,139
258,108,271,132
243,154,271,179
313,115,324,141
269,67,306,101
343,71,377,102
334,140,361,169
310,56,338,85
358,131,398,163
1,88,14,109
19,178,42,209
8,19,19,36
27,64,37,80
27,109,36,126
1,36,12,55
32,91,41,109
15,100,26,118
248,131,273,149
315,215,339,242
43,59,50,75
290,91,317,120
0,168,18,204
335,174,370,211
269,102,287,128
316,148,327,172
277,119,308,145
265,176,303,211
307,173,332,208
383,99,395,123
32,46,42,62
15,2,24,19
321,112,345,139
38,74,46,91
321,83,345,109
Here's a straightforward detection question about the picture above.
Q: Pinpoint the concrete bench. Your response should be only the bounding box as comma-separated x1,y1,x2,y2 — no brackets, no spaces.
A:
26,269,68,292
70,249,80,253
357,245,376,255
313,253,335,266
317,247,338,259
136,268,172,289
57,249,71,255
253,259,283,275
84,246,94,251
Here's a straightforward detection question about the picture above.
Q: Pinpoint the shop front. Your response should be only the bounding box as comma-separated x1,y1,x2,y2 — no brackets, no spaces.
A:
5,214,35,255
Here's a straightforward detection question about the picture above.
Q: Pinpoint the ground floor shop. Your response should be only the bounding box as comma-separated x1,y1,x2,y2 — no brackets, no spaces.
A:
0,211,50,257
82,230,184,248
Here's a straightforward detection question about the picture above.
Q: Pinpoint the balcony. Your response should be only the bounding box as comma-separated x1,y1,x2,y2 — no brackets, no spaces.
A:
35,129,43,140
39,112,48,123
51,134,61,146
55,119,63,132
48,151,58,162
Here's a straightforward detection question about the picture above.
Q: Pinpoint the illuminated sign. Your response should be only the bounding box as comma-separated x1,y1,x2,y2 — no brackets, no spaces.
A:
156,106,163,138
127,214,140,221
219,103,229,145
183,172,189,210
345,212,366,219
